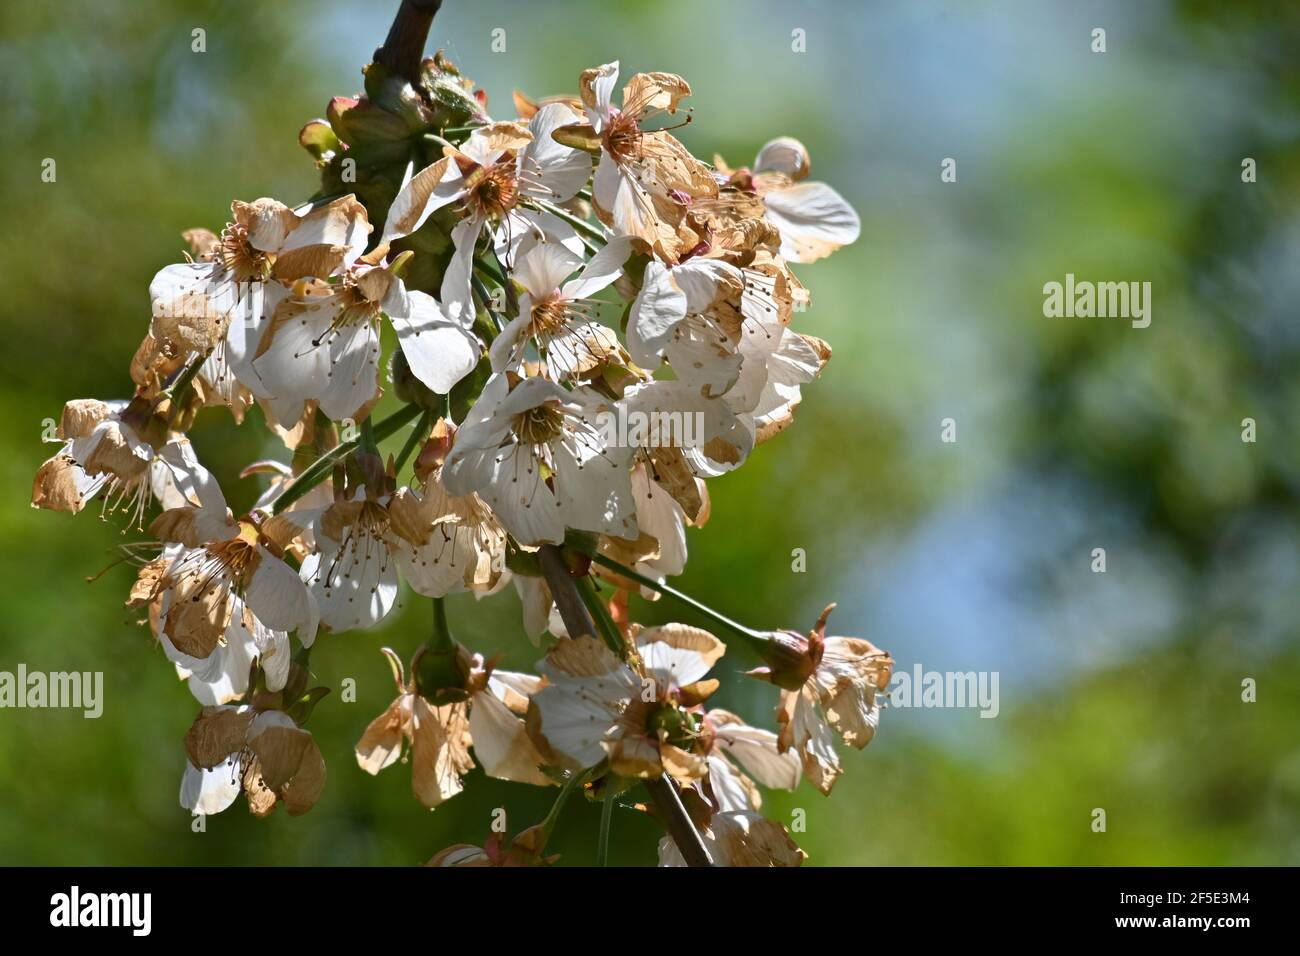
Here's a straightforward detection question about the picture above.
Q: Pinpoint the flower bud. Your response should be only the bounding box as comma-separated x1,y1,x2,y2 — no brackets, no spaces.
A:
389,347,443,410
748,629,818,691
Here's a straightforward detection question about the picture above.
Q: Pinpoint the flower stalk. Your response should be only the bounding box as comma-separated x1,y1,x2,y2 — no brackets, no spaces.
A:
588,552,770,651
538,544,713,867
270,403,423,514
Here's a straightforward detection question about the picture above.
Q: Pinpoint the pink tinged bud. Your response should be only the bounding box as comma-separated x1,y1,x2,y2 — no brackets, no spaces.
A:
752,630,817,691
327,96,410,146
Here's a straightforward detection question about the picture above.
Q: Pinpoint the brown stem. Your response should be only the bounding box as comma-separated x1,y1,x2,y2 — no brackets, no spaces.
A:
537,544,715,868
374,0,443,86
644,776,715,868
537,545,598,641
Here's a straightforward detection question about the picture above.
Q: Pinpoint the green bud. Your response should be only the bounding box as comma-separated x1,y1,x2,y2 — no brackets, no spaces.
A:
448,354,492,423
414,642,470,701
550,123,601,155
327,96,409,146
390,347,443,410
299,119,341,164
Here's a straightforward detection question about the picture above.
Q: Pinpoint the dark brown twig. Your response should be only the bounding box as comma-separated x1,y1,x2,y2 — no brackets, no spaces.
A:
374,0,443,86
644,776,714,868
537,544,715,867
537,545,599,640
376,0,714,872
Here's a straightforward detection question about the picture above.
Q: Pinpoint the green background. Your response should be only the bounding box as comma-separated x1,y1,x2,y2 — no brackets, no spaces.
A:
0,0,1297,865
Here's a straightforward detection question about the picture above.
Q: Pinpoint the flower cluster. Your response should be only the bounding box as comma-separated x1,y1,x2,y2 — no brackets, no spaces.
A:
33,45,889,866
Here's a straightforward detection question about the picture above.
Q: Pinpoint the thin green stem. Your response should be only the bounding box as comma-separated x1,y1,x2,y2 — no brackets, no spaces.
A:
590,552,769,650
359,415,379,455
430,596,453,652
163,349,211,408
473,256,507,286
393,408,431,474
576,575,626,658
473,258,518,318
538,766,592,847
421,132,455,151
269,404,423,514
526,198,607,246
470,273,506,333
597,792,614,866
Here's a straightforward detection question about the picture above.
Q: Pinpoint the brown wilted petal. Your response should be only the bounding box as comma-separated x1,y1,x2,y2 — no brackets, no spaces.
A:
59,399,113,440
31,456,85,513
241,757,278,818
82,424,149,483
473,121,533,152
279,736,326,816
248,720,314,792
622,72,692,115
184,706,253,769
232,198,298,252
164,569,234,659
709,811,805,867
409,698,472,810
383,158,451,240
467,690,551,787
271,195,371,281
355,696,409,775
149,507,204,547
126,556,169,608
182,228,220,258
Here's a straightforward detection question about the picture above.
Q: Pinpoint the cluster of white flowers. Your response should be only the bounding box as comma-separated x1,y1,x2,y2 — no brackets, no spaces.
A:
32,50,890,866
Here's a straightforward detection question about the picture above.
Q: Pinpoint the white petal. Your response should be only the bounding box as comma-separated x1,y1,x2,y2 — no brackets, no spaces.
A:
629,463,687,577
180,758,241,815
438,217,484,329
714,715,801,791
513,576,554,643
302,529,399,631
662,314,743,398
552,437,637,540
763,181,860,263
319,322,381,421
245,547,315,636
389,289,480,393
521,103,593,205
380,160,466,246
561,235,632,301
250,295,337,424
708,753,759,812
487,310,532,374
626,262,687,368
584,61,620,130
513,240,583,299
636,623,724,687
468,690,550,785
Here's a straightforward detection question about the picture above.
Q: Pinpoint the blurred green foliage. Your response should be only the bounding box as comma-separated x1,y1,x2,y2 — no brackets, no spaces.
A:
0,0,1297,865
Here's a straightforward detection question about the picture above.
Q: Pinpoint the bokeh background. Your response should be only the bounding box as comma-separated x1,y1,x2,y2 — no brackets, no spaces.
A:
1,0,1298,865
